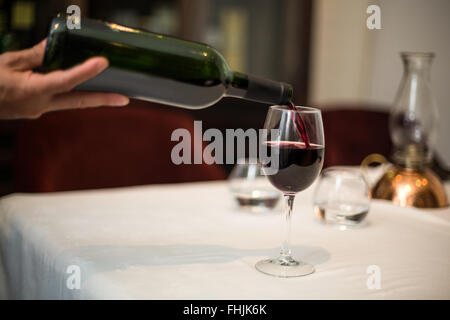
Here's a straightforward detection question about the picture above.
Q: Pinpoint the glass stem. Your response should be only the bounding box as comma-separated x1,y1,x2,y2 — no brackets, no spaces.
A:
281,194,295,258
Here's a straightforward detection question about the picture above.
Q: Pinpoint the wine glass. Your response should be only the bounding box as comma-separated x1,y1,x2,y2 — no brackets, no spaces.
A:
257,105,325,277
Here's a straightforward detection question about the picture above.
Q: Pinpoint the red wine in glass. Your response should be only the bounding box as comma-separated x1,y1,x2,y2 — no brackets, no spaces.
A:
265,141,324,194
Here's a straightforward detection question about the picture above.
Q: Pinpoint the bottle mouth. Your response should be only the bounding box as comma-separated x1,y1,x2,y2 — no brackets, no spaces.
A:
280,82,293,105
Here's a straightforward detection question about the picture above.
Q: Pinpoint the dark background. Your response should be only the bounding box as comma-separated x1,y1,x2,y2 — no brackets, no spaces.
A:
0,0,312,195
0,0,404,194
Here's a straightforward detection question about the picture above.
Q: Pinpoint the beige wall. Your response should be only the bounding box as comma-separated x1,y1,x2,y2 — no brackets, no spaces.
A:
309,0,373,105
309,0,450,164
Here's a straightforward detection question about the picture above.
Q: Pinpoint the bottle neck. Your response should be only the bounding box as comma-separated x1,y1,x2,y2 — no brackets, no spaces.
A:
226,71,249,99
226,71,293,105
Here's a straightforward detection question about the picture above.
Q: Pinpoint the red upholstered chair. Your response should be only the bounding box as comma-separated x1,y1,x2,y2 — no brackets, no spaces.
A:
13,101,226,192
321,106,392,168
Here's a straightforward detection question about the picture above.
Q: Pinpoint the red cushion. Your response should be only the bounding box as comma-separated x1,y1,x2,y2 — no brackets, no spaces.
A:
321,107,392,167
14,101,226,192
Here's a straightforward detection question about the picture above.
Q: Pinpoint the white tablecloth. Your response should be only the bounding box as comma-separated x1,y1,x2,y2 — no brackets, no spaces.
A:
0,180,449,299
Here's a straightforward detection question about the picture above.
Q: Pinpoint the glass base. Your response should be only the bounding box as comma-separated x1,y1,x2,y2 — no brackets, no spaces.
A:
255,256,315,278
326,219,368,230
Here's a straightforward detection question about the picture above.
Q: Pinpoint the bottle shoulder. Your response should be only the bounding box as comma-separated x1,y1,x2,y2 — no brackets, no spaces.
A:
201,45,231,81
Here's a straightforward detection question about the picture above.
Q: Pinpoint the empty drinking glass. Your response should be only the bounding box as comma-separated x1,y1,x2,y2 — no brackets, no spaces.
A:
229,159,282,212
313,167,370,229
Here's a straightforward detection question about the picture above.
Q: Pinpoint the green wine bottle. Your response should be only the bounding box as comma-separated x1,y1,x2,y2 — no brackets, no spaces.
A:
43,14,293,109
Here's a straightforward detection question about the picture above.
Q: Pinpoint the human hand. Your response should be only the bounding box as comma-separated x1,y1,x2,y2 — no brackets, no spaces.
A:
0,39,130,119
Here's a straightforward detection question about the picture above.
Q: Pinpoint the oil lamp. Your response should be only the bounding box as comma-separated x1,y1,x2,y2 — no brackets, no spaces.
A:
370,52,448,208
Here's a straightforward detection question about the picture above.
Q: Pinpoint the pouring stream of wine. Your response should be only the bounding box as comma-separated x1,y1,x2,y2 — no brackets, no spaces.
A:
287,102,310,148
